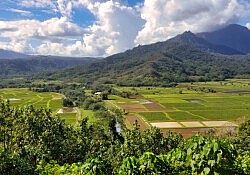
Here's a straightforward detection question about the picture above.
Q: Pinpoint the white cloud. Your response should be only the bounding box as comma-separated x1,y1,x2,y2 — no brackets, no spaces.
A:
0,20,40,41
57,0,73,18
73,0,145,55
35,0,144,56
19,0,55,8
246,23,250,29
19,0,73,18
0,40,34,53
1,0,250,56
37,17,84,38
136,0,250,45
7,8,32,16
0,17,84,54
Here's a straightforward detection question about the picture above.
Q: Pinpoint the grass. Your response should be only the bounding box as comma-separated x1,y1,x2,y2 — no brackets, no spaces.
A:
139,112,169,122
57,113,77,125
0,88,64,112
167,111,204,121
161,102,206,110
80,109,96,124
111,79,250,123
190,110,250,121
0,88,80,125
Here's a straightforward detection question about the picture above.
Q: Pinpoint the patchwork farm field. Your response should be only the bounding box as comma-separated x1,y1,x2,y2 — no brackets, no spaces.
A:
107,79,250,134
0,88,79,125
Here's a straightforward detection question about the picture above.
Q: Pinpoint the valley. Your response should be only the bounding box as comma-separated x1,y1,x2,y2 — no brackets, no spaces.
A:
0,23,250,174
104,79,250,137
1,79,248,138
0,88,91,125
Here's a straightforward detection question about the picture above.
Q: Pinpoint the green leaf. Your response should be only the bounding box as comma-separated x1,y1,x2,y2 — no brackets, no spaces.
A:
213,142,219,153
216,150,222,163
208,160,215,167
203,167,210,175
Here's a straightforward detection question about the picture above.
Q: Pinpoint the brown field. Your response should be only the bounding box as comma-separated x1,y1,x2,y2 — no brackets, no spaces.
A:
143,103,166,111
161,128,215,138
126,115,147,130
129,95,144,99
143,99,174,111
63,108,76,113
119,104,147,112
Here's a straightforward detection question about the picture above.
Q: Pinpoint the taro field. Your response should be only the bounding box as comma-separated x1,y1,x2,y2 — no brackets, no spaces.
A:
0,88,78,125
106,79,250,136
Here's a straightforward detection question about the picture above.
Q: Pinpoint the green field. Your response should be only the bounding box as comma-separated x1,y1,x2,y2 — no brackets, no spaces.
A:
0,88,78,125
57,113,77,124
110,79,250,122
167,111,204,121
139,112,170,122
80,109,95,124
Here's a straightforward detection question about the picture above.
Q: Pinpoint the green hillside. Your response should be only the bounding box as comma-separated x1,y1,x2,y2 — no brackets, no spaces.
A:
0,56,97,77
41,35,250,86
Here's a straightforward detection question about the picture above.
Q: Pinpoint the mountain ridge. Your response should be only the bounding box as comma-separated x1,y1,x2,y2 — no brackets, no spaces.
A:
170,31,243,55
41,28,250,86
0,49,31,59
2,24,250,85
197,24,250,54
0,56,98,78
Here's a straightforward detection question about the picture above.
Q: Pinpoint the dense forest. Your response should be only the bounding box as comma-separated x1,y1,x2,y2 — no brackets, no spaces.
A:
0,99,249,174
0,56,97,78
37,34,250,87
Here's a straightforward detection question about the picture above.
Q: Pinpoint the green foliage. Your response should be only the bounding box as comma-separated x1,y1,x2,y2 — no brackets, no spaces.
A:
41,39,250,86
0,150,33,175
0,99,250,174
239,120,250,136
236,151,250,174
62,98,74,107
0,57,96,78
120,126,183,159
37,158,110,175
119,152,171,175
167,134,240,174
227,120,250,155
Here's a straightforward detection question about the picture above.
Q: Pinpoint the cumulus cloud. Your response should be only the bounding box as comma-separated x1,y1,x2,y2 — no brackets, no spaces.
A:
73,0,145,55
136,0,250,44
37,17,84,38
246,23,250,29
0,17,84,54
0,20,40,41
34,0,144,56
1,0,250,56
0,40,34,53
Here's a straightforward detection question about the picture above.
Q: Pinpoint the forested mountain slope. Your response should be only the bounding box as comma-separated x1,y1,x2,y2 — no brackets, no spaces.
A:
0,49,30,59
42,32,250,86
0,56,97,77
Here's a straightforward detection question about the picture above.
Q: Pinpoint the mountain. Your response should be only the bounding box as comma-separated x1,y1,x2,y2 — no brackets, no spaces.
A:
0,49,31,59
41,32,250,86
170,31,243,55
197,24,250,54
0,56,98,77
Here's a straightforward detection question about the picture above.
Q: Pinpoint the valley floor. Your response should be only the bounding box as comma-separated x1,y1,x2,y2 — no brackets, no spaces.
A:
105,79,250,137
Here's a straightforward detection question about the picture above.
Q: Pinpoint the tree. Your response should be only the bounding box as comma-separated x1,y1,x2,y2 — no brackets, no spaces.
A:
62,98,74,107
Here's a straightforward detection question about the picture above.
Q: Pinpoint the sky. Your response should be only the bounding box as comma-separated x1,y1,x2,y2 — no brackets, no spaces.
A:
0,0,250,57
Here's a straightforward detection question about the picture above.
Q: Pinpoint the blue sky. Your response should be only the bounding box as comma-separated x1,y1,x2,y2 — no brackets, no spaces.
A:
0,0,249,56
